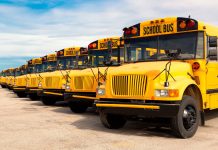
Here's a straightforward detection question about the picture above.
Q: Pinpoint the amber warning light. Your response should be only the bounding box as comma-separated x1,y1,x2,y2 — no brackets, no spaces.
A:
177,18,198,31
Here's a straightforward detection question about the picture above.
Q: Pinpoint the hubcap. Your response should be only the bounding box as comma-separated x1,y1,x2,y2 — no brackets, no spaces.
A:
183,105,197,130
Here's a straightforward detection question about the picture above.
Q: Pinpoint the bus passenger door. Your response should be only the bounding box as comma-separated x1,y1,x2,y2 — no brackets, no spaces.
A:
206,36,218,109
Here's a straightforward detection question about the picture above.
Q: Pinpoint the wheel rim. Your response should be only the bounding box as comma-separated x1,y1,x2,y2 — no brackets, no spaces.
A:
182,105,197,130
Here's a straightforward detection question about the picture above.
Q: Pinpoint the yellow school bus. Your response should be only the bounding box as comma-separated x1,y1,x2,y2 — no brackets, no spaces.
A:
13,62,32,97
64,37,124,113
0,70,7,88
38,47,88,105
36,53,57,99
25,57,44,100
95,17,218,138
13,67,22,89
0,71,2,87
5,68,15,90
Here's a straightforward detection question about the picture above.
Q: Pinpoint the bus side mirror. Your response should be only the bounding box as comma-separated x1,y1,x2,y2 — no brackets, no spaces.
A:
209,36,217,47
208,48,217,60
103,60,113,66
165,49,181,59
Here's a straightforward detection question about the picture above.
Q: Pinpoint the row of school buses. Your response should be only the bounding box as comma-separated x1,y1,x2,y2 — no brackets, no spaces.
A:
1,16,218,138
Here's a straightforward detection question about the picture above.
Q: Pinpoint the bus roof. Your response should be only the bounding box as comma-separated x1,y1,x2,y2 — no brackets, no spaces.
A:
42,53,57,62
56,47,88,57
123,17,218,38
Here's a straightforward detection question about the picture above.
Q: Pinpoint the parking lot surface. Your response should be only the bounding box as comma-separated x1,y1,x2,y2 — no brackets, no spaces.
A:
0,87,218,150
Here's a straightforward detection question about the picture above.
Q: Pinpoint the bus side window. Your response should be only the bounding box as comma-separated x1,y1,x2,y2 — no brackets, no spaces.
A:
208,36,218,61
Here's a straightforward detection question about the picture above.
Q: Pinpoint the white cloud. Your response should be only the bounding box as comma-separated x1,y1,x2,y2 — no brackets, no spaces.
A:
0,0,218,58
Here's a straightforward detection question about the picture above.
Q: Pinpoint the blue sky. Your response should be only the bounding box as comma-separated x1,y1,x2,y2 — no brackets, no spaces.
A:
0,0,218,70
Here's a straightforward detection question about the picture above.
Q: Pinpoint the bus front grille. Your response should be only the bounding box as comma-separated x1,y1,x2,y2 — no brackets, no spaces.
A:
31,78,37,87
17,78,24,86
45,77,60,88
74,76,94,90
112,75,147,96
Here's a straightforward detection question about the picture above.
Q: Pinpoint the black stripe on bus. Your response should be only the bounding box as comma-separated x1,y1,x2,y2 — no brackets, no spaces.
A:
206,89,218,94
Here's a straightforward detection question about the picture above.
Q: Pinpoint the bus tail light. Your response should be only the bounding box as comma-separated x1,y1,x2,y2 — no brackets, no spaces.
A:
57,50,64,56
88,44,93,49
123,28,131,35
88,41,98,49
131,27,138,35
187,20,195,28
123,24,140,37
177,17,198,31
179,20,186,29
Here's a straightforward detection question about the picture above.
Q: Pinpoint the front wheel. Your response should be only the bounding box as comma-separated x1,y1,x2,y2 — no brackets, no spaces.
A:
99,109,127,129
29,94,40,100
171,95,200,138
41,97,56,106
68,100,88,113
17,92,27,98
1,85,6,88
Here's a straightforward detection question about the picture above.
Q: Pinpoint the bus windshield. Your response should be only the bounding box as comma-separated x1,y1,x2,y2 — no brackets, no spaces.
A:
89,48,124,67
47,61,57,71
34,64,43,73
28,66,34,74
15,71,21,76
42,62,48,72
57,56,77,70
75,55,88,69
124,31,204,62
21,69,27,75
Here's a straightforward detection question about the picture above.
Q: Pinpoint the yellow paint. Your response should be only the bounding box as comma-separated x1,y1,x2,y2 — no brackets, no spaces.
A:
43,91,63,96
96,104,160,109
72,95,99,100
96,17,218,112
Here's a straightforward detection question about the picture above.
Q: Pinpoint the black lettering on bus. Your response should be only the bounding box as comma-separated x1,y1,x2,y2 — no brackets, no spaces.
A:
169,23,174,32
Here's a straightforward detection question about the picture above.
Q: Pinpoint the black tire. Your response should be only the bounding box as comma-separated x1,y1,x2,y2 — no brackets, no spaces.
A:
41,97,56,106
68,100,88,113
171,95,200,138
17,92,27,98
99,109,127,129
1,85,6,88
28,94,40,100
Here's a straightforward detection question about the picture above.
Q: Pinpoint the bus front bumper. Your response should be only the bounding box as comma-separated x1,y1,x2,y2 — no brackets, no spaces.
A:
13,86,26,93
95,100,180,118
37,89,65,98
63,92,97,102
26,87,42,94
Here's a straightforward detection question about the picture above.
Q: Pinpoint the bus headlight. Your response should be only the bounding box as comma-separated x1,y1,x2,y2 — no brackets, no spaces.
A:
65,85,70,90
38,82,42,88
155,89,179,97
97,88,105,95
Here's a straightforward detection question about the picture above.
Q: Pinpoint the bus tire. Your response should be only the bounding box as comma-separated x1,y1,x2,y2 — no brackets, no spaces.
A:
29,94,40,100
171,95,200,138
1,85,6,88
17,92,27,98
99,109,126,129
68,100,88,113
41,97,56,106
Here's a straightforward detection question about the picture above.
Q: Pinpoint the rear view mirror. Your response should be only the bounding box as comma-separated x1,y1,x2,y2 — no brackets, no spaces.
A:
209,36,217,47
165,49,181,59
103,60,113,66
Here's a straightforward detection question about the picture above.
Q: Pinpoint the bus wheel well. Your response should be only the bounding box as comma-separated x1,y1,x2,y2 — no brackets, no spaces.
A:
183,85,203,111
183,84,205,126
